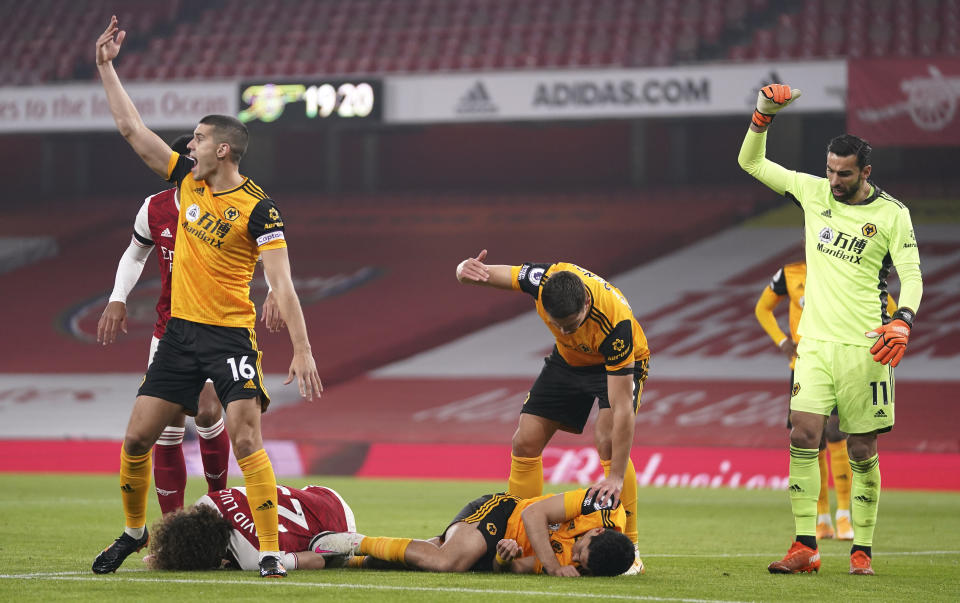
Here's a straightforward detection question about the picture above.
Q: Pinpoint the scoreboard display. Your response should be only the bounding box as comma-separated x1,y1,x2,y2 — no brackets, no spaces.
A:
238,80,381,124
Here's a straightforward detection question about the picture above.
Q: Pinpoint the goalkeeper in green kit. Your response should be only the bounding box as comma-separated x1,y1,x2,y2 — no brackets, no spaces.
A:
738,84,923,577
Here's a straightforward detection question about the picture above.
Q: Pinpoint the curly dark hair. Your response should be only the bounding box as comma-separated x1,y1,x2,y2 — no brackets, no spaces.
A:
148,505,233,570
541,271,586,320
584,530,635,577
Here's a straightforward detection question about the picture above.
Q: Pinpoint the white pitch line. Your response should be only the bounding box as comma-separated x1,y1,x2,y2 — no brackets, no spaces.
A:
0,573,755,603
650,550,960,558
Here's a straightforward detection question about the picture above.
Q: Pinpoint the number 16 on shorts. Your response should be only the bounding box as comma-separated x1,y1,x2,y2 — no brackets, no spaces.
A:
226,356,256,381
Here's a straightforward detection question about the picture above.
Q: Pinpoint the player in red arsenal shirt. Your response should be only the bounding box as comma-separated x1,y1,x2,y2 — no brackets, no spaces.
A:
146,484,356,571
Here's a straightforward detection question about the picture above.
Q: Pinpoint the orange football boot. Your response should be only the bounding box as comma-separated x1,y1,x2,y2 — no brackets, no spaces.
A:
849,550,875,575
768,541,821,574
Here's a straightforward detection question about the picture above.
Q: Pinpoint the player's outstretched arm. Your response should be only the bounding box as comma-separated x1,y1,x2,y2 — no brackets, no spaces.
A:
96,15,172,177
455,249,514,289
520,494,581,577
261,247,323,400
738,84,802,195
587,371,634,509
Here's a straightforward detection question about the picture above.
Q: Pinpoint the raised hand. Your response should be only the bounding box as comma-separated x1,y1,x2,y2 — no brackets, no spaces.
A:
752,84,802,128
455,249,490,283
96,15,126,65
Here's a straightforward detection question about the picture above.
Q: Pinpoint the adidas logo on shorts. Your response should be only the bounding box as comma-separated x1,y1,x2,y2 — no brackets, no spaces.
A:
874,409,887,418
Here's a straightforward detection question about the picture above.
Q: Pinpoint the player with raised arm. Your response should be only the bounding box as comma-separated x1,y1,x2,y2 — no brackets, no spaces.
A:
312,488,634,577
455,251,650,575
147,484,356,572
740,84,923,576
96,133,286,513
92,16,322,578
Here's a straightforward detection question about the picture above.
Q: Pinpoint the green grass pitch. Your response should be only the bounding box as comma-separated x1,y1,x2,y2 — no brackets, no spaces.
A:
0,473,958,601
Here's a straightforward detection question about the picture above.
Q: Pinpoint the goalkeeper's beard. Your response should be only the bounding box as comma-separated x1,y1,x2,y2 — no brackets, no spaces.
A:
831,175,863,203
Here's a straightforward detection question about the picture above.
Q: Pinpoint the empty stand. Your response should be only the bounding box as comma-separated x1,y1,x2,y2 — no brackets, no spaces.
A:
1,0,958,84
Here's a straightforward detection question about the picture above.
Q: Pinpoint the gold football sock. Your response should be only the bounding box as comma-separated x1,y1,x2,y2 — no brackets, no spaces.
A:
788,446,820,538
817,449,830,516
238,449,279,552
359,537,412,564
119,447,151,534
850,454,881,547
828,440,852,511
602,458,639,545
507,454,543,498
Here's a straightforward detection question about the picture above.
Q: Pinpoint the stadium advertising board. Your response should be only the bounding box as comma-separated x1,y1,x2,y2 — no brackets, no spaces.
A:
384,60,846,123
848,58,960,147
238,80,382,124
0,82,236,133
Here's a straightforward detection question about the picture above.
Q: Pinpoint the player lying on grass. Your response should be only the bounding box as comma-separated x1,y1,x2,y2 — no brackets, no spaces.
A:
147,484,355,571
312,488,634,577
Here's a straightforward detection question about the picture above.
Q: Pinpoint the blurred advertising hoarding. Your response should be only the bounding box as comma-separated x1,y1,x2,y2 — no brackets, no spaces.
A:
0,62,845,132
0,81,236,133
383,60,846,123
848,59,960,146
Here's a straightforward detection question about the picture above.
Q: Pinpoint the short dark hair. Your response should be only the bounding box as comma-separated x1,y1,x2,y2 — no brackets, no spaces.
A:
541,271,586,319
169,134,192,156
584,530,635,577
199,114,249,163
148,504,232,570
827,134,872,170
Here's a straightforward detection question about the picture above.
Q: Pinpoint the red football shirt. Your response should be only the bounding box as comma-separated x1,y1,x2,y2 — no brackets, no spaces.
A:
196,485,355,570
132,188,179,339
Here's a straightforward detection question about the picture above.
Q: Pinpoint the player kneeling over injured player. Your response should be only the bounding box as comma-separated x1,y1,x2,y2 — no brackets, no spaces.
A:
313,488,634,577
147,484,355,571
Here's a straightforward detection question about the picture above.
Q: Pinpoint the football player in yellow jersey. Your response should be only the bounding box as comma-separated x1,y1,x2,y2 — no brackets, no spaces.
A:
756,261,855,541
455,249,650,575
93,16,322,579
311,488,634,576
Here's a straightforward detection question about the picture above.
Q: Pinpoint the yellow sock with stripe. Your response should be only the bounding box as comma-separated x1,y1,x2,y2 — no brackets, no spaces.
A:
507,454,543,498
359,537,412,564
828,440,852,511
849,454,881,547
237,449,280,553
601,458,639,546
120,447,151,538
817,449,830,516
788,445,820,539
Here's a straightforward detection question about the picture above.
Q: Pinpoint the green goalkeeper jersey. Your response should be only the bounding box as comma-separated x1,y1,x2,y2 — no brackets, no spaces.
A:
739,130,922,346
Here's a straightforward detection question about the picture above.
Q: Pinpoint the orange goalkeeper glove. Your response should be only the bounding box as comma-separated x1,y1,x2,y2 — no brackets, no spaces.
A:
752,84,802,128
865,309,914,367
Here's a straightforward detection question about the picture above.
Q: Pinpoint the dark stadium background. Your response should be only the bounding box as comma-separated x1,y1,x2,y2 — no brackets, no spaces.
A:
0,0,957,488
